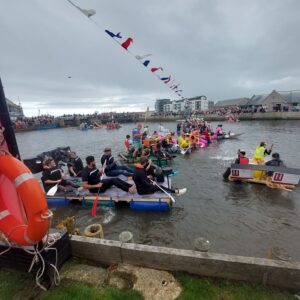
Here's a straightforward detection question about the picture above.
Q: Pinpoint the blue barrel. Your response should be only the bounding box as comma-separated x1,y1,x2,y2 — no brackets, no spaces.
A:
46,197,68,206
130,201,170,212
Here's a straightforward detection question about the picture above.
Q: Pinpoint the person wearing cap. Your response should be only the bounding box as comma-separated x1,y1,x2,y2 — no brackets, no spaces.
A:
253,141,273,164
101,147,134,177
235,149,249,164
82,156,135,194
265,153,285,176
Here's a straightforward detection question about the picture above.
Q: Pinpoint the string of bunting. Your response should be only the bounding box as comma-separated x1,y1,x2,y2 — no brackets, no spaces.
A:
66,0,185,99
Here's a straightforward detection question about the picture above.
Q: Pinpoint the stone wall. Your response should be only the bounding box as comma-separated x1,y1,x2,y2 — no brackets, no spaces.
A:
70,236,300,290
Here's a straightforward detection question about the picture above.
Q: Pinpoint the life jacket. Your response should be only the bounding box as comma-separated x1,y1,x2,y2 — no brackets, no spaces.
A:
124,139,130,149
239,157,249,164
254,146,266,159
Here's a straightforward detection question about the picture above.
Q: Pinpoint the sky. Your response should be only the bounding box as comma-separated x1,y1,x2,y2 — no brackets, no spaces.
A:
1,0,300,116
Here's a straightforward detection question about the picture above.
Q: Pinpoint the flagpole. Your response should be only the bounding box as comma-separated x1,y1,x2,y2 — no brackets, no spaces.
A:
0,77,21,158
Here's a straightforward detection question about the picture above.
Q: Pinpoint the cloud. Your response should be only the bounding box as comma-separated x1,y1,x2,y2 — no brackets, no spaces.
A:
1,0,300,115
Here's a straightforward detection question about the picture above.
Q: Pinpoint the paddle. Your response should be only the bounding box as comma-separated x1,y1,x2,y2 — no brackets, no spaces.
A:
150,179,176,203
180,147,190,155
91,160,107,217
46,184,58,196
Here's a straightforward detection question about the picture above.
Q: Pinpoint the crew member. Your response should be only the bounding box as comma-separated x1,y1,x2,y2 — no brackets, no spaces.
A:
253,141,273,164
265,153,285,176
133,156,186,196
132,124,142,158
67,151,84,177
82,155,135,194
101,147,134,177
42,158,79,193
235,149,249,164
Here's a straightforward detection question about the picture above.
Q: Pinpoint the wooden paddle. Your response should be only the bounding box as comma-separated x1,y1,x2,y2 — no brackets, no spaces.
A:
91,160,107,217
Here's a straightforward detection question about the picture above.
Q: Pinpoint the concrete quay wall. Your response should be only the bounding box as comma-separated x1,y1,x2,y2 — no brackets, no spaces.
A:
70,235,300,290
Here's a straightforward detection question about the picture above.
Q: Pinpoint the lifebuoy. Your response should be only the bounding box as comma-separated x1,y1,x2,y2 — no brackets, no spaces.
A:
0,155,50,246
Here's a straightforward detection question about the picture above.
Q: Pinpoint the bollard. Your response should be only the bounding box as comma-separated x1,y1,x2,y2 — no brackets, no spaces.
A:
194,237,210,252
119,231,134,243
84,224,104,239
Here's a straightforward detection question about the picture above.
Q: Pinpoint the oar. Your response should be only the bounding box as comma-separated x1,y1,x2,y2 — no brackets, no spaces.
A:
92,160,107,217
150,179,176,203
46,184,58,196
180,147,190,155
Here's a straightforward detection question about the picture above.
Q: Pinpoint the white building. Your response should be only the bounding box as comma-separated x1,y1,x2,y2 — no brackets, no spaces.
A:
162,96,209,113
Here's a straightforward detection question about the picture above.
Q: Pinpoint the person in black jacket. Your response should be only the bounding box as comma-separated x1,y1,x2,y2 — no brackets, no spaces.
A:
101,147,134,177
82,155,135,194
133,156,186,196
67,151,84,177
265,153,285,176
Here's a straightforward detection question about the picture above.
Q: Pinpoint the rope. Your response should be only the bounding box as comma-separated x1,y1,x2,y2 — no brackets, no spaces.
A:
0,210,61,290
65,0,186,100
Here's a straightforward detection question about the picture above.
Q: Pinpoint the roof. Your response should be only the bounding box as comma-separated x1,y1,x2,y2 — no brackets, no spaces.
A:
214,98,249,107
247,94,269,106
5,98,19,107
278,90,300,104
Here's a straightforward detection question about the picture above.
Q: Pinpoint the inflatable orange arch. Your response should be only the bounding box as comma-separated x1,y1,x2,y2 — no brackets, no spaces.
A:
0,155,50,246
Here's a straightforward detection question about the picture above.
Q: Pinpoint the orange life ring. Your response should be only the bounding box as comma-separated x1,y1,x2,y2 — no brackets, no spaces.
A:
0,155,50,246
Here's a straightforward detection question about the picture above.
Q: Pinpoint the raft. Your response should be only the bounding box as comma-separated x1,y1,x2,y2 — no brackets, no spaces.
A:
118,153,171,167
228,163,300,191
46,176,173,212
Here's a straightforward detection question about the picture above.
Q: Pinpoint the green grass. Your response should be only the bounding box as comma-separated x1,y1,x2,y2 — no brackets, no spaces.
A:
41,281,143,300
0,269,296,300
176,273,295,300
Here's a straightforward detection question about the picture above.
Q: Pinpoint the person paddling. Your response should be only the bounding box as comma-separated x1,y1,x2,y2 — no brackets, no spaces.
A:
133,156,186,196
253,141,273,164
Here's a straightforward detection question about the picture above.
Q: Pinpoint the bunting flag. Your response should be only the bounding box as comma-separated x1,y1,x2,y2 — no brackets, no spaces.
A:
136,54,152,60
143,60,150,67
172,84,180,90
105,29,122,39
151,67,163,72
66,0,96,17
164,76,171,84
121,38,133,50
66,0,187,99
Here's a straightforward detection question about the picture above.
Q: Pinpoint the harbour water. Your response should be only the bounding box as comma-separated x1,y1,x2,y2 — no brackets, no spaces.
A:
16,120,300,260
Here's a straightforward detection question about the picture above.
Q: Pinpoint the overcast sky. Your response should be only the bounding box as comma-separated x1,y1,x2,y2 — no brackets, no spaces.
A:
1,0,300,116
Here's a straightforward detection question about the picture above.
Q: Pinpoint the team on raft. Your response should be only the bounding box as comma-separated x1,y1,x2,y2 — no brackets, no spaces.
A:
223,141,285,180
41,146,187,197
123,119,228,160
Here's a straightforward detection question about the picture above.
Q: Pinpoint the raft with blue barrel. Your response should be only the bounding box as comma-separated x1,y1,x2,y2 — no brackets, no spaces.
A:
46,193,171,212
